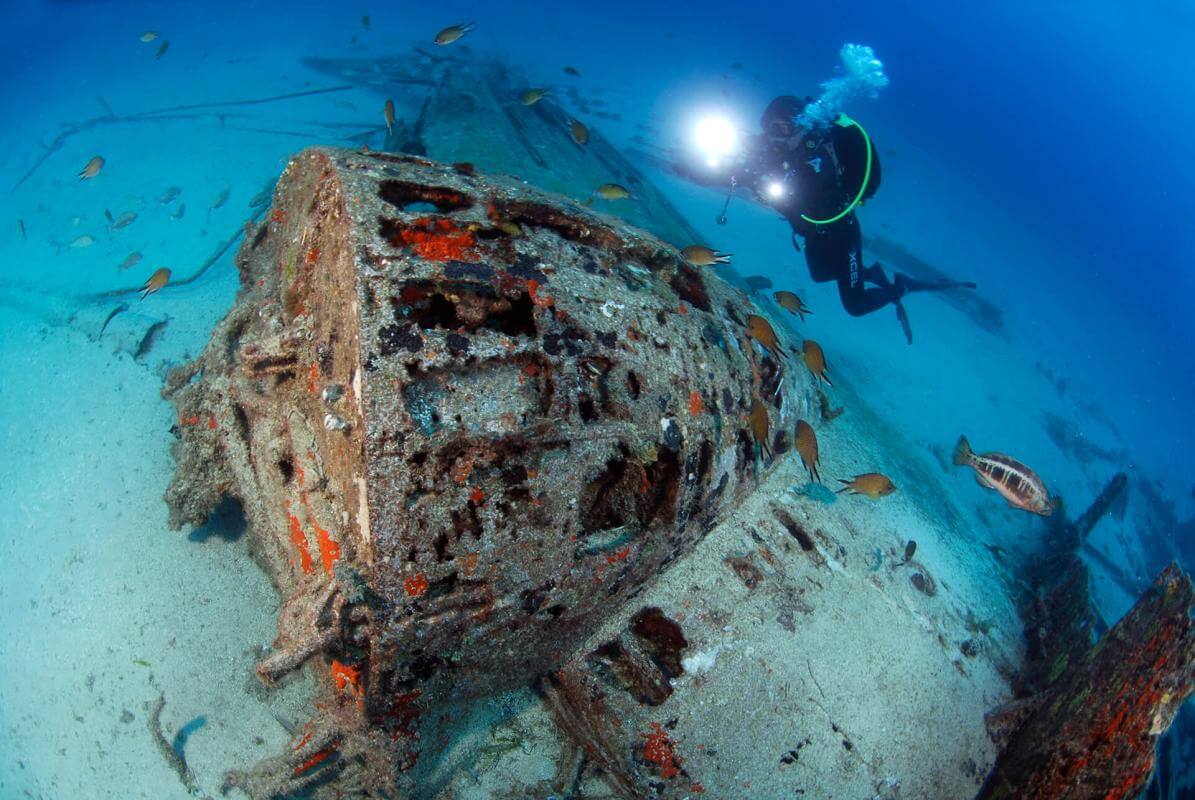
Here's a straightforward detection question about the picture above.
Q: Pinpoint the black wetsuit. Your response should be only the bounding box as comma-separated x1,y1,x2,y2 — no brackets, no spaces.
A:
775,124,901,317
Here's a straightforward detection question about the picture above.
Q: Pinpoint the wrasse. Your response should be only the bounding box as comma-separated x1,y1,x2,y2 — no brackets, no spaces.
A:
953,435,1052,516
383,99,395,135
594,183,630,200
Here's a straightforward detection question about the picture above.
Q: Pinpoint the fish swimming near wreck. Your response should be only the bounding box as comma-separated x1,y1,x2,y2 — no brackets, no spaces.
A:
383,99,395,135
836,473,896,499
569,119,589,146
749,399,770,455
595,183,630,200
78,155,104,180
521,88,549,106
774,290,811,320
141,267,171,300
745,314,780,354
434,22,474,45
953,435,1053,516
680,245,730,266
795,420,821,483
109,211,137,230
801,340,832,386
97,302,130,339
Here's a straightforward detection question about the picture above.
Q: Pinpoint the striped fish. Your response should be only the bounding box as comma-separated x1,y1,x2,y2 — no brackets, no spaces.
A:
953,435,1052,516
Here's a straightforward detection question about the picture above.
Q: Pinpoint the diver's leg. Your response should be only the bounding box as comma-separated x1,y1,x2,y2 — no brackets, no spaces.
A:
861,261,892,288
800,224,839,284
835,218,901,316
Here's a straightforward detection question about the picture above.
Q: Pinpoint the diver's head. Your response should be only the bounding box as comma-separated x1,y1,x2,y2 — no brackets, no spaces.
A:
760,95,813,138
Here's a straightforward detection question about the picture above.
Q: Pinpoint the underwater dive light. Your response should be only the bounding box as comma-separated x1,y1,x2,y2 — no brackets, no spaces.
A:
694,115,739,163
766,180,785,199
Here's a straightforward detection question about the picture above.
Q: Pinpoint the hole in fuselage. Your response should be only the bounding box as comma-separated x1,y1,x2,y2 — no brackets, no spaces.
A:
378,180,473,213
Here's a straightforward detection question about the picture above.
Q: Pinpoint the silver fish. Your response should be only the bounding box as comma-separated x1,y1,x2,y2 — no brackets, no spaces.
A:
953,435,1052,516
110,211,137,230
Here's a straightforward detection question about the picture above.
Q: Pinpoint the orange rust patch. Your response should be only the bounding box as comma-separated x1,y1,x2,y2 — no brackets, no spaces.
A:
308,362,319,397
469,486,486,505
290,728,313,752
331,659,361,692
390,217,476,261
287,503,315,574
405,573,429,597
606,545,632,564
527,279,553,308
642,723,682,779
269,208,287,223
461,552,479,577
313,517,341,576
678,302,688,315
305,246,319,265
292,745,336,777
688,390,703,416
178,412,201,426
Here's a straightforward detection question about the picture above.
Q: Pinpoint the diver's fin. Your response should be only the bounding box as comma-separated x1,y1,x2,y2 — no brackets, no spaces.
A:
897,274,977,294
895,301,912,345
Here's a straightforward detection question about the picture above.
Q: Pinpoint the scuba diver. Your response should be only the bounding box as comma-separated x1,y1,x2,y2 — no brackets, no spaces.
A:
684,95,975,343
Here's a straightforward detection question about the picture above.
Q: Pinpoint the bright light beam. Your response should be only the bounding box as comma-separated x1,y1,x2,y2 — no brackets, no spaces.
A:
694,115,738,159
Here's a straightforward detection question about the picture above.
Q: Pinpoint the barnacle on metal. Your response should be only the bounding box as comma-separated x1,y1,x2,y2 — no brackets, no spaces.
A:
163,146,814,794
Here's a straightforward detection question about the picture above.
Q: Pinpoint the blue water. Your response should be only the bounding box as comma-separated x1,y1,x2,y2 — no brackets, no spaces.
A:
1,1,1192,797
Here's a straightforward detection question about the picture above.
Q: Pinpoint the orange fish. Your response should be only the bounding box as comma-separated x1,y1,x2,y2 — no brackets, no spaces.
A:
78,155,104,180
383,99,395,135
795,420,821,483
749,399,770,455
836,473,896,499
954,436,1052,516
140,267,171,300
802,340,831,386
746,314,780,353
774,290,811,320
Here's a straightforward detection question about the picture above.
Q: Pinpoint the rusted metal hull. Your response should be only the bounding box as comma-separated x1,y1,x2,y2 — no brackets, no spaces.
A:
164,146,811,794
